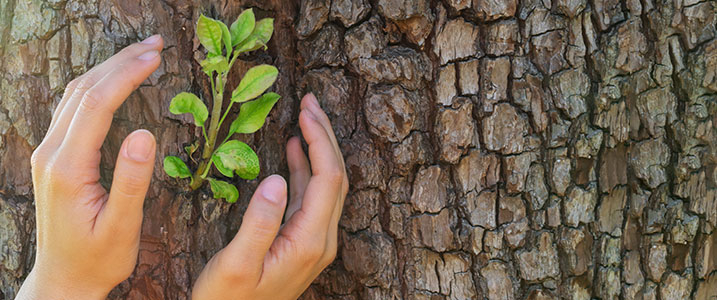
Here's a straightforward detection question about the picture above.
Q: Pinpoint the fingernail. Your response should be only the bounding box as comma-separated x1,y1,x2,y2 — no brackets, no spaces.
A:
138,50,159,61
261,175,286,204
140,34,161,44
126,130,154,162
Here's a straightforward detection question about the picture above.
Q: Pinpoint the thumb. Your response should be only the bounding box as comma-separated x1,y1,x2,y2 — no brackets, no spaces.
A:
223,175,287,280
98,129,156,237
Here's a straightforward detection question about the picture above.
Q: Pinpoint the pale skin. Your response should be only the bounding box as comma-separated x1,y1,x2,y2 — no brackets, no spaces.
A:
16,34,348,300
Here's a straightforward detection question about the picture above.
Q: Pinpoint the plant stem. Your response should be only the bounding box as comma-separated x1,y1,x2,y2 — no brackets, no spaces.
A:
217,101,235,133
190,72,226,190
189,50,242,190
228,50,240,70
214,50,245,146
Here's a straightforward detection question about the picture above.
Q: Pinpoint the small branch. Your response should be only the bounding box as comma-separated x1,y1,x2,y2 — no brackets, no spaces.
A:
190,72,226,190
228,50,240,71
215,51,244,146
217,101,235,134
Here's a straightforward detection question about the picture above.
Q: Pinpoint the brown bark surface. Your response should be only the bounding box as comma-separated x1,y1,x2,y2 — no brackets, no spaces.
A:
1,0,716,299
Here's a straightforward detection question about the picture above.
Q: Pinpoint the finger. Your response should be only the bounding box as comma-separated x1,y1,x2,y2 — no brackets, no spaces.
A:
95,129,156,239
300,94,348,254
285,136,311,221
48,35,163,139
41,79,81,152
223,175,287,281
300,93,344,168
48,79,80,132
47,35,163,147
285,109,343,235
58,44,162,161
44,75,99,148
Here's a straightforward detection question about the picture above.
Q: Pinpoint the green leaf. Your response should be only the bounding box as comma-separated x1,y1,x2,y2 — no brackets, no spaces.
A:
197,14,223,55
163,156,192,178
208,178,239,203
230,8,255,46
212,154,234,178
253,18,274,44
169,92,209,127
229,92,281,135
235,18,273,53
220,21,233,58
200,55,228,75
234,36,259,54
231,65,278,103
211,140,260,180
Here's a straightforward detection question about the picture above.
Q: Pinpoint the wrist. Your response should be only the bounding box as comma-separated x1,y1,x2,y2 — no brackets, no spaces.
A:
16,269,109,300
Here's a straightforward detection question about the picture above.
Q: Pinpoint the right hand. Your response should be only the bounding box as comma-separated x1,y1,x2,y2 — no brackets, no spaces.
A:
191,93,349,300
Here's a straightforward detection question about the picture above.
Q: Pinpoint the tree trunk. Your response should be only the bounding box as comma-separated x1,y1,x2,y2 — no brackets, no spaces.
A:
1,0,716,299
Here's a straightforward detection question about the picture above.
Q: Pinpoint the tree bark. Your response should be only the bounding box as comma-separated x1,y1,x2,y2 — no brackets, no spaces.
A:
1,0,716,299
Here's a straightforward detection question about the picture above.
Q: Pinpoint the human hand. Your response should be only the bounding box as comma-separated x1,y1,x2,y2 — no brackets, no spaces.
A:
191,93,349,300
16,35,164,300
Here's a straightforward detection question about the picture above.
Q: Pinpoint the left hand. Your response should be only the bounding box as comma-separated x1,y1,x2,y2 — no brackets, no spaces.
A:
16,34,164,299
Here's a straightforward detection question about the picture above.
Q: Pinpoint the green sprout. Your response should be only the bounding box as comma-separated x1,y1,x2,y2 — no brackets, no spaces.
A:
163,9,280,203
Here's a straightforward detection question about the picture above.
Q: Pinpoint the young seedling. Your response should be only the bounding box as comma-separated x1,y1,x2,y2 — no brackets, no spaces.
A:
163,9,281,203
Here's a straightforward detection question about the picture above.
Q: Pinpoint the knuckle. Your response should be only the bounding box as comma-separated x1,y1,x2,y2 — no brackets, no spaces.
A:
66,77,81,89
341,180,349,196
30,146,48,169
115,172,147,196
78,89,104,113
245,214,278,240
303,243,325,264
321,247,337,267
66,75,86,89
326,168,345,185
73,76,95,94
62,80,78,98
254,216,275,232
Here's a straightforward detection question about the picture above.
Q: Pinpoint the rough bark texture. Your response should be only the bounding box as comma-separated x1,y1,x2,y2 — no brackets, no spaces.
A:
1,0,716,299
